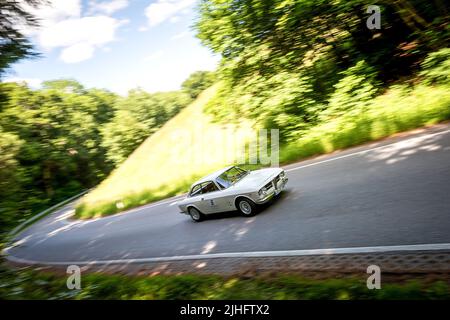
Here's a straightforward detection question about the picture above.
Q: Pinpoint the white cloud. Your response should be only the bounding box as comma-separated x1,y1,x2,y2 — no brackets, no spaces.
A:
21,0,126,63
88,0,129,15
39,15,126,63
39,16,120,48
60,43,95,63
18,0,81,36
37,0,81,22
144,0,195,27
22,0,81,28
3,77,43,88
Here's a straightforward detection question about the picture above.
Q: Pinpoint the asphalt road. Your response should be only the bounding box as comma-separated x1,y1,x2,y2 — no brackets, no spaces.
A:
6,123,450,264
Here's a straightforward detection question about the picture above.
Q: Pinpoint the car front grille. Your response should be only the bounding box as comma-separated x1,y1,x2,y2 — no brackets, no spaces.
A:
272,175,280,188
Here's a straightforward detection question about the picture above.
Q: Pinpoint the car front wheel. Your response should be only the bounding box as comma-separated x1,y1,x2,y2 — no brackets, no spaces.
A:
237,198,256,217
188,207,204,222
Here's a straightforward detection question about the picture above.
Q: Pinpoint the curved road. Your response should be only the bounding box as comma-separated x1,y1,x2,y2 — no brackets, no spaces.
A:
6,123,450,265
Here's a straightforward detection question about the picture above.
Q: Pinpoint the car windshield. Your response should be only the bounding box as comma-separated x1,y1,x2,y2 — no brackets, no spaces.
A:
216,166,249,188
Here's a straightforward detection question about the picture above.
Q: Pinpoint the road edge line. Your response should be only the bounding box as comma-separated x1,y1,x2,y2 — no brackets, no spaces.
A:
285,128,450,172
5,243,450,267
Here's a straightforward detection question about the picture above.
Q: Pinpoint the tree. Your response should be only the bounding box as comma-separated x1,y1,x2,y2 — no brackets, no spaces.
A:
195,0,449,138
0,80,117,234
0,126,24,231
0,0,44,77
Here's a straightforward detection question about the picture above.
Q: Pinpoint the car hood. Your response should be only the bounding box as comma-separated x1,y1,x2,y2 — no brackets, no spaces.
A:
234,167,282,190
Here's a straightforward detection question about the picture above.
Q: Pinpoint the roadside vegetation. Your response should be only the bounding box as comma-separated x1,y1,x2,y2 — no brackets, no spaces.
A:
197,0,450,158
1,264,449,300
279,80,450,164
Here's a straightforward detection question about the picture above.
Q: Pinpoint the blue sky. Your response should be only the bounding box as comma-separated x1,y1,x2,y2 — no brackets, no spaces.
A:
5,0,219,95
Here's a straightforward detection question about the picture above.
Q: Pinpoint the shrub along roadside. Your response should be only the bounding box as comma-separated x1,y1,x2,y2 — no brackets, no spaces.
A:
279,83,450,164
0,266,449,300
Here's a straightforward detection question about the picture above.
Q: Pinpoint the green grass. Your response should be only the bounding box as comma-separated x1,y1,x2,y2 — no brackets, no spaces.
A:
75,82,450,219
1,266,449,300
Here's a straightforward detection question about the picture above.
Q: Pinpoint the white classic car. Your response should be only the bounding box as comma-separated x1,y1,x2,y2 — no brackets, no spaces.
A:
177,166,288,221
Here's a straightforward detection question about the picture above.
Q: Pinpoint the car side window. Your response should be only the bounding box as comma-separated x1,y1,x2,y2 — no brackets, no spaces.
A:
189,184,202,197
201,181,219,194
216,179,226,189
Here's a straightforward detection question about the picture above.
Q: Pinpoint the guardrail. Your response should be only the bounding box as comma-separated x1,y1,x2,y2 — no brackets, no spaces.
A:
7,189,90,239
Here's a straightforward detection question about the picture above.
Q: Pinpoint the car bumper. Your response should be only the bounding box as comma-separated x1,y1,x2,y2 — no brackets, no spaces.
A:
178,206,188,214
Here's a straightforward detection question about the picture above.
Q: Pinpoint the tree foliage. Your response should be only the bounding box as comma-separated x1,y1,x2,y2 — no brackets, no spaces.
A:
0,73,199,235
101,90,191,165
0,81,114,229
196,0,449,140
0,0,44,77
181,71,216,98
419,48,450,85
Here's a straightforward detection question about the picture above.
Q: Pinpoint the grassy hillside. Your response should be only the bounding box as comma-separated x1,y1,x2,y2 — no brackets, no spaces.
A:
76,85,254,218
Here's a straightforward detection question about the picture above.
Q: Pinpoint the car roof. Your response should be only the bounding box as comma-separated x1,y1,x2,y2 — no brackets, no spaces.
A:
191,165,235,187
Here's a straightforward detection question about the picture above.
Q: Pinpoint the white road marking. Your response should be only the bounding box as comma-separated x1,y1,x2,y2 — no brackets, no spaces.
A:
285,128,450,172
54,209,75,222
5,243,450,266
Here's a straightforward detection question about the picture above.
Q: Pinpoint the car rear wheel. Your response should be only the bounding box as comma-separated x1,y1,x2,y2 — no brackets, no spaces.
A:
188,207,204,222
237,198,256,217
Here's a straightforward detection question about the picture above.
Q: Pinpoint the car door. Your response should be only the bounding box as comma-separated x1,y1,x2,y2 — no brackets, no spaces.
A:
196,181,224,214
187,183,203,211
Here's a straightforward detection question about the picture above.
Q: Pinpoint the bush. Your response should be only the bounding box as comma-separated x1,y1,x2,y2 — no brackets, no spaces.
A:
320,60,381,120
419,48,450,85
280,83,450,164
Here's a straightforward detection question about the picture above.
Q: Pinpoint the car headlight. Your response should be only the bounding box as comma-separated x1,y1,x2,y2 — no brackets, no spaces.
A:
259,182,272,197
280,171,285,178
